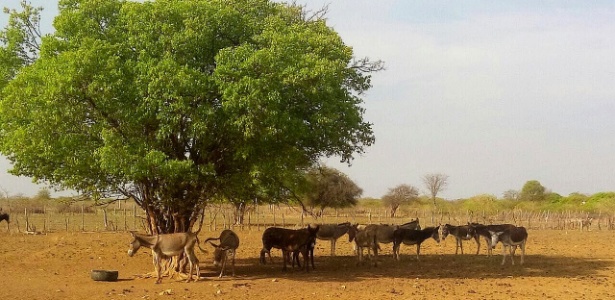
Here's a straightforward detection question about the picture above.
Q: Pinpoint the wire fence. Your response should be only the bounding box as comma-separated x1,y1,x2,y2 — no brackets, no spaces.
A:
1,201,614,235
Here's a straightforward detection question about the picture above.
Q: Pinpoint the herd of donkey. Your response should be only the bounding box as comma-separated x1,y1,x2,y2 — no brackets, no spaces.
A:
126,218,528,284
0,210,528,284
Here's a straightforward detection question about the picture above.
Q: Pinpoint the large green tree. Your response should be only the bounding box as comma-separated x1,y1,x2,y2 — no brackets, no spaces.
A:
0,0,381,233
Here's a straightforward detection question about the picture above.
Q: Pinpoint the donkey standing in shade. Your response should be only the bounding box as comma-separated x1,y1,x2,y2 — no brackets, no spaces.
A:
490,226,528,265
348,224,379,266
128,232,202,283
204,229,240,277
392,226,441,261
363,218,421,256
260,225,320,272
441,224,476,255
469,223,517,256
315,222,353,256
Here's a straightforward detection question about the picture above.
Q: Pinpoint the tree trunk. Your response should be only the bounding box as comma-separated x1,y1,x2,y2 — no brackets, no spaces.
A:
234,202,246,225
142,201,198,234
390,205,399,218
138,196,202,276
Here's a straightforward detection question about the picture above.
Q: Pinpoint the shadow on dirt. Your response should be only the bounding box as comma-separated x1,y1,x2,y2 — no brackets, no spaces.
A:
202,254,613,283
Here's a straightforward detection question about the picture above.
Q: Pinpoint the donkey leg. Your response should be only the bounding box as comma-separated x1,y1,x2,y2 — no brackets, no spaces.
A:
510,245,517,265
282,250,289,271
186,259,194,282
231,250,236,276
475,236,481,255
223,251,228,278
372,244,379,267
153,254,162,284
501,245,508,266
186,249,198,282
194,255,200,282
416,244,421,261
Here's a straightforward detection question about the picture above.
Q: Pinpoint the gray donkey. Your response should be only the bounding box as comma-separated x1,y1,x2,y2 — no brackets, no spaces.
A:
204,229,240,277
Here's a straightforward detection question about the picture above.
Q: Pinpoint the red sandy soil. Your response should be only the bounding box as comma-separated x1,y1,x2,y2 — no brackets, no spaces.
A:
1,227,614,300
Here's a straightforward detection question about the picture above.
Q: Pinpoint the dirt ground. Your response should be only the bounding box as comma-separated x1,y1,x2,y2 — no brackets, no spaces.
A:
1,227,614,300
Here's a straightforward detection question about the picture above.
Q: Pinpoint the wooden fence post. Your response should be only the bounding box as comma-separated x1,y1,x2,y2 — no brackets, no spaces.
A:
43,206,47,233
133,205,137,231
24,207,29,232
248,211,251,231
103,208,109,230
81,204,85,231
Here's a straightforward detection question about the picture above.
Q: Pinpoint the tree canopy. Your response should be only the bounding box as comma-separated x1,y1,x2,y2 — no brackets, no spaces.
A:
0,0,381,233
519,180,546,202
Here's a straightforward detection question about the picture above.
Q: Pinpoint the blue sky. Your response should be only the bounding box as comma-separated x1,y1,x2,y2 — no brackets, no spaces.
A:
1,1,614,198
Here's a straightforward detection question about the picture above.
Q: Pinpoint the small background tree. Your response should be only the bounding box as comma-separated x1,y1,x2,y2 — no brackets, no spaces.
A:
502,189,520,201
381,184,419,217
422,173,449,207
519,180,546,202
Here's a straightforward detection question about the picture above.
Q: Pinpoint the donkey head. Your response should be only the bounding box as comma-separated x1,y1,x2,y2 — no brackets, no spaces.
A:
347,224,359,242
440,224,451,240
490,231,504,249
209,242,230,267
127,232,141,257
432,226,442,243
308,224,320,235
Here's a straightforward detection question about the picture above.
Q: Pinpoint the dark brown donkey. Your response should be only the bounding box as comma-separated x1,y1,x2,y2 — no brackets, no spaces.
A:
469,223,517,256
490,226,528,265
260,225,320,271
291,228,317,270
392,226,441,261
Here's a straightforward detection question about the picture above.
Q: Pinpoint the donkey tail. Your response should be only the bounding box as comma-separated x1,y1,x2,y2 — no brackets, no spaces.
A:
204,237,221,244
195,236,209,254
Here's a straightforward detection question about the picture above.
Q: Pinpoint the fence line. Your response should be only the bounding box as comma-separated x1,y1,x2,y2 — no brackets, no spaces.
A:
1,204,612,234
